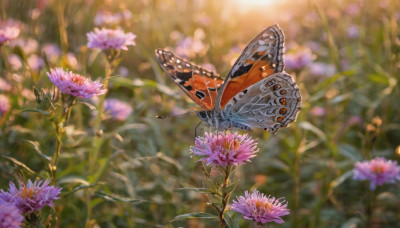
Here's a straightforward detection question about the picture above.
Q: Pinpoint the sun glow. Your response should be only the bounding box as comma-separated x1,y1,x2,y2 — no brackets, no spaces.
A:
232,0,285,13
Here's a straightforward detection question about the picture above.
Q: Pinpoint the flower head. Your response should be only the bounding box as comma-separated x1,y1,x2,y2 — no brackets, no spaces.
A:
0,179,61,214
87,28,136,51
0,199,24,228
190,132,258,167
104,98,132,121
309,62,336,78
47,68,106,98
0,95,10,115
285,47,314,70
230,189,290,224
353,157,400,190
0,21,20,44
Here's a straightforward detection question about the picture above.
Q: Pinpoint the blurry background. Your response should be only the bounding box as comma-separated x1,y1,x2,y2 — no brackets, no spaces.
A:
1,0,400,227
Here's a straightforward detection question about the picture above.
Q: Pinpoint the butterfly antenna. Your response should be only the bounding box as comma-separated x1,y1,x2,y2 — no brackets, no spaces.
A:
194,120,203,138
156,110,198,119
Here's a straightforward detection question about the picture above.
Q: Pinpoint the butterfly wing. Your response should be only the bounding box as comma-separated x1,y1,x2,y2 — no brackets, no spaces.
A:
155,49,224,110
222,72,301,133
215,24,285,110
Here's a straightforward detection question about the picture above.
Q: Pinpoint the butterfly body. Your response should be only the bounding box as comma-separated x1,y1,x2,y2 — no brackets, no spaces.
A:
155,24,302,133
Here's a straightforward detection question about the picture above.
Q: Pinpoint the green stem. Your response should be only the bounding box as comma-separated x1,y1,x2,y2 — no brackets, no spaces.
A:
218,165,232,228
90,58,113,173
51,122,62,185
366,189,376,228
291,149,301,228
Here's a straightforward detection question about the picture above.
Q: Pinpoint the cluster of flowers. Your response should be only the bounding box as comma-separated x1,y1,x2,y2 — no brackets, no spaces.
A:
0,179,61,228
191,132,290,224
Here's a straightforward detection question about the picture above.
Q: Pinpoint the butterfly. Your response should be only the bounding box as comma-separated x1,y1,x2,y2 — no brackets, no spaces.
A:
155,24,301,133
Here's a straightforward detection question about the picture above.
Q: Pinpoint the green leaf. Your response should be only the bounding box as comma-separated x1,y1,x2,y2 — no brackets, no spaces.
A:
368,73,389,85
21,108,50,116
175,187,209,192
1,155,36,174
77,101,96,111
96,191,148,204
298,121,327,141
63,183,98,197
329,170,353,189
170,212,218,222
24,140,51,161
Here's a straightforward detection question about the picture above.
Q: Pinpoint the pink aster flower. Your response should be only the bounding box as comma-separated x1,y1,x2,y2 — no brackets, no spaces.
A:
47,68,106,98
0,179,61,214
104,98,132,121
230,189,290,224
86,28,136,51
0,95,10,115
190,132,258,167
0,21,20,44
0,199,24,228
353,157,400,190
285,47,314,70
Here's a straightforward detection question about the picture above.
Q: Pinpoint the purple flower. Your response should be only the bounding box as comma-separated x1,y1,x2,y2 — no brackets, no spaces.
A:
0,78,12,92
0,179,61,214
87,28,136,51
309,62,336,77
0,95,10,115
47,67,106,98
190,132,258,167
104,98,132,121
285,47,314,70
230,189,290,224
43,43,62,62
310,106,325,117
200,63,217,72
346,25,360,39
8,54,23,71
175,33,207,59
353,157,400,190
9,38,38,54
0,199,24,228
0,21,20,44
94,11,121,26
27,54,44,70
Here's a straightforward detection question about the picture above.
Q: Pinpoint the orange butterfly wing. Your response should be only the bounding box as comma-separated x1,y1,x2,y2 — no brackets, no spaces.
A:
217,25,285,110
155,49,224,110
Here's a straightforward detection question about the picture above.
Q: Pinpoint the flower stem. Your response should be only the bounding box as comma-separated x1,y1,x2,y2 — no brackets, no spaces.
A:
90,57,113,173
366,189,377,228
218,165,232,228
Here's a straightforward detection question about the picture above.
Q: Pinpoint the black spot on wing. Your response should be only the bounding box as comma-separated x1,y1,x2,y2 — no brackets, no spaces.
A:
176,70,192,81
184,85,193,91
231,64,253,78
195,91,206,99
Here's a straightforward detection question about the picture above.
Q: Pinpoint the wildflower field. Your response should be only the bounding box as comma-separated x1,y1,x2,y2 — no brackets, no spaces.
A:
1,0,400,227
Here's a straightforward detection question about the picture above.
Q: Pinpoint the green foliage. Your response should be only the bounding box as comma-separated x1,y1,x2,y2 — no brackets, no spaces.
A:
0,0,400,227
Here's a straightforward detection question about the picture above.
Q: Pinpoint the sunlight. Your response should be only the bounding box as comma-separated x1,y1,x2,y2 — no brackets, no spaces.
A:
231,0,285,12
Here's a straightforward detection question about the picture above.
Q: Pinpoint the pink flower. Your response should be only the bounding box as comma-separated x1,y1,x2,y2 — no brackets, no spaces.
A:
47,67,106,98
285,47,314,70
0,199,23,228
27,54,44,70
0,179,61,214
87,28,136,51
0,21,20,44
0,95,10,114
309,62,336,77
200,63,217,72
190,132,258,167
9,38,38,54
230,189,290,224
346,25,360,39
104,98,132,121
353,157,400,190
310,106,325,117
